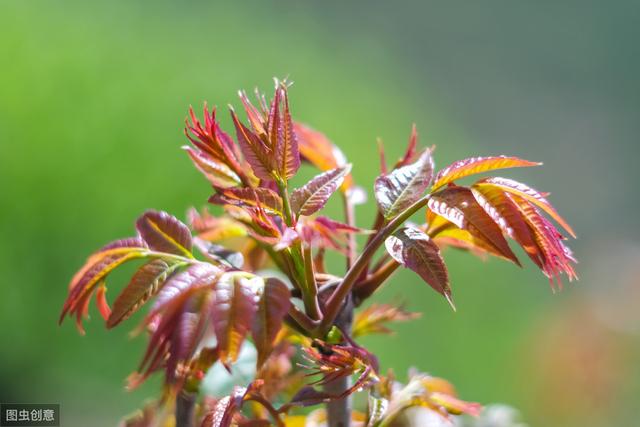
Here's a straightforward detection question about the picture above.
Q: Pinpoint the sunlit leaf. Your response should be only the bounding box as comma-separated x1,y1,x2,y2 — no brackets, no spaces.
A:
60,246,148,333
470,185,544,269
212,275,260,366
210,187,284,217
294,122,353,190
432,156,540,191
231,108,274,181
274,83,301,179
291,165,351,216
375,149,434,219
428,186,520,266
353,304,420,338
201,386,248,427
107,259,185,328
136,210,193,257
385,226,452,306
252,278,292,368
475,177,576,237
183,146,242,188
507,193,577,289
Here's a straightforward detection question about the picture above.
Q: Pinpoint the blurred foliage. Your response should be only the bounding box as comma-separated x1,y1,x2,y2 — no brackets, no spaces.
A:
1,1,638,426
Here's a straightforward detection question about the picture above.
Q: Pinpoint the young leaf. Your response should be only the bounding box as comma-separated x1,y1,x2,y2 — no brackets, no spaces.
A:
385,226,452,306
432,156,540,191
274,84,301,179
353,303,420,338
150,262,220,314
252,277,292,368
374,149,434,219
230,108,274,181
183,146,242,188
209,187,284,216
428,186,520,266
60,247,148,333
136,210,193,257
471,185,544,269
475,177,576,238
508,193,577,288
294,122,353,190
290,165,351,216
107,259,185,328
212,275,260,366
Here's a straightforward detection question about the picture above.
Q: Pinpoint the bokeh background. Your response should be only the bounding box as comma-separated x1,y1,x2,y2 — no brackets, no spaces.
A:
1,1,639,426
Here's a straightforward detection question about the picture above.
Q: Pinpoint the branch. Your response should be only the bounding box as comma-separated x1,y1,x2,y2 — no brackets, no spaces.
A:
320,194,432,333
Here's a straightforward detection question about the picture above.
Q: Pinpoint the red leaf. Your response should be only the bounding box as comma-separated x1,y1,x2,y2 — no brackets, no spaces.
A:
201,387,248,427
374,149,434,219
294,122,353,190
209,187,284,216
428,186,520,266
475,177,576,238
252,278,291,368
150,263,220,315
508,193,577,289
432,156,540,191
60,247,147,333
107,259,185,328
183,146,242,188
290,165,351,216
231,108,274,181
385,226,453,307
136,210,193,257
471,185,544,269
212,275,260,366
274,83,300,179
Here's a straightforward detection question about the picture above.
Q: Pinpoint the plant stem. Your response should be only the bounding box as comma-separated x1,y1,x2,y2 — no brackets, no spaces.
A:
324,295,354,427
342,192,356,271
176,391,196,427
321,194,431,333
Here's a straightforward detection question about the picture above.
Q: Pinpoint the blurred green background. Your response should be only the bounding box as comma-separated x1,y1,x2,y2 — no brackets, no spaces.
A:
1,1,639,426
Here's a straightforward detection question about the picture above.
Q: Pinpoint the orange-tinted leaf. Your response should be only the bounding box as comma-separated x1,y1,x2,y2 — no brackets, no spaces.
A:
231,108,273,181
375,149,434,219
291,165,351,216
95,282,111,321
475,177,576,238
294,122,353,190
252,278,291,368
471,185,544,269
274,83,300,179
433,226,515,262
428,186,520,266
183,146,242,188
60,246,147,333
432,156,540,191
385,226,452,306
508,193,577,289
150,263,220,314
107,259,185,328
212,274,260,366
210,187,283,216
353,303,420,338
136,210,193,257
188,208,247,242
